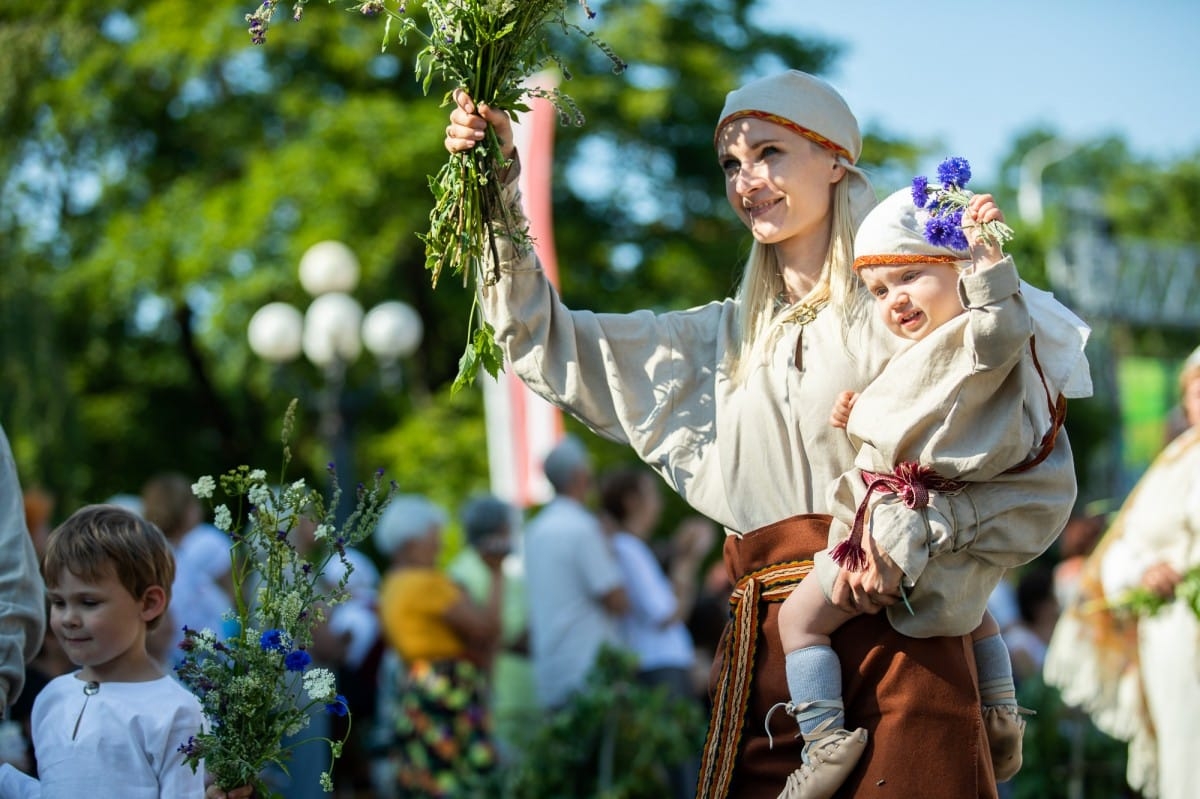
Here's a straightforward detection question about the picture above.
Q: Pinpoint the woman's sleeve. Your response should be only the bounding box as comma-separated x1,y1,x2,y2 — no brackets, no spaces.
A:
0,426,46,716
0,763,41,799
478,184,724,464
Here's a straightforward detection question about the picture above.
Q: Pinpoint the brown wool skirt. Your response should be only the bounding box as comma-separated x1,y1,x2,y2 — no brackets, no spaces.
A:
701,514,997,799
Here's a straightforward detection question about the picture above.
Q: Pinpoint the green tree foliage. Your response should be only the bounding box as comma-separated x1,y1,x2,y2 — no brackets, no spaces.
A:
0,0,899,514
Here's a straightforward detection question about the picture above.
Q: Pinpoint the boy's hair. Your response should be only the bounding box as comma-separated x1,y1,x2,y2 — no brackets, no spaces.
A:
43,504,175,628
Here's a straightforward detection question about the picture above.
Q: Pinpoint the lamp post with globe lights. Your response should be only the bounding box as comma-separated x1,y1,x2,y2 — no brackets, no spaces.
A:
247,240,423,520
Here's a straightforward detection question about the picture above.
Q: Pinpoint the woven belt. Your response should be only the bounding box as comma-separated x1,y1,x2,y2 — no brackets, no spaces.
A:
696,559,812,799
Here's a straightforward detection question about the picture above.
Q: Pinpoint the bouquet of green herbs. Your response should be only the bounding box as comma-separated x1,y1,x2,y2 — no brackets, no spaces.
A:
245,0,625,391
1099,562,1200,621
175,400,394,796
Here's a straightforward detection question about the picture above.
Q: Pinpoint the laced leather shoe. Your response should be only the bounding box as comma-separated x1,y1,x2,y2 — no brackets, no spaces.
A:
983,704,1034,782
770,702,867,799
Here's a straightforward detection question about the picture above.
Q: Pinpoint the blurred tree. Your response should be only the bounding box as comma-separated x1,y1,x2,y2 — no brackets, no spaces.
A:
0,0,971,519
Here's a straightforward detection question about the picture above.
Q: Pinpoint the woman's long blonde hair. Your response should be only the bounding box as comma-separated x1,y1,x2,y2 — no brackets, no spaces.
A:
727,176,862,382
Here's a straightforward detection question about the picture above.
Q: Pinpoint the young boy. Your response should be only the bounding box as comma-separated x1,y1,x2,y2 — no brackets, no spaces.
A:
770,188,1091,799
0,504,205,798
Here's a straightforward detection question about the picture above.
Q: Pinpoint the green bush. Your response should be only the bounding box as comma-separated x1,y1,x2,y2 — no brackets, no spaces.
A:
489,647,708,799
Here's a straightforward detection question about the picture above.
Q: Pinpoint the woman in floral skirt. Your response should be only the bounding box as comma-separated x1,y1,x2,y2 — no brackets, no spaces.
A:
373,495,504,798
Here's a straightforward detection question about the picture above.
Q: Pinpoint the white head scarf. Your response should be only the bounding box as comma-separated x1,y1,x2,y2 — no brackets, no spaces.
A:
716,69,876,226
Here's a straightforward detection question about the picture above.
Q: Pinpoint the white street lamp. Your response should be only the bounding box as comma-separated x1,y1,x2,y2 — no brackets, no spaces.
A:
247,241,424,520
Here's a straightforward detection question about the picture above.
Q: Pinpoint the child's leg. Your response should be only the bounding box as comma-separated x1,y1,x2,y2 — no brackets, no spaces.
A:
776,574,858,736
972,609,1028,783
774,575,869,798
971,610,1016,707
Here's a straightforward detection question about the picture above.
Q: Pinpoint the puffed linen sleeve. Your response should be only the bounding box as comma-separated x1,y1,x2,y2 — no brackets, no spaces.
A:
479,176,891,535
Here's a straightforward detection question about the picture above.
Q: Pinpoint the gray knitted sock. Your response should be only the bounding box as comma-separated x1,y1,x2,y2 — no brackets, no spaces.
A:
784,645,844,734
974,633,1018,707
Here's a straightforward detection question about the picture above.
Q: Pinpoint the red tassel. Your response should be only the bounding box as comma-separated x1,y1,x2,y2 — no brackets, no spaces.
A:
829,538,866,572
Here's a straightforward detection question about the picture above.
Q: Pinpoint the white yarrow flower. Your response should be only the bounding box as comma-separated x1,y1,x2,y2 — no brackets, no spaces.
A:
248,483,272,507
192,475,216,499
249,468,268,482
303,668,337,702
213,505,233,532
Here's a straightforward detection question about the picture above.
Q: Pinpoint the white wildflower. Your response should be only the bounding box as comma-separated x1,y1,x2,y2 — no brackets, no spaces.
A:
248,483,272,508
213,505,233,532
313,524,333,542
249,468,268,482
303,667,338,702
192,475,216,499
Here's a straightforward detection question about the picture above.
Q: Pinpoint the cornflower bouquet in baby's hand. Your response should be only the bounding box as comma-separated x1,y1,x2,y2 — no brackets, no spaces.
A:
175,400,394,797
911,156,1015,250
243,0,625,392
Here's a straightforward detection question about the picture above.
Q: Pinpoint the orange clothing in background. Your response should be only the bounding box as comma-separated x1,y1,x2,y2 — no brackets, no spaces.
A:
378,569,465,662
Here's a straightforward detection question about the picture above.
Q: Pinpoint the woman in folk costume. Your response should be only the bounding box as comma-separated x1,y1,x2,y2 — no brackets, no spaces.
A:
770,186,1091,799
1045,346,1200,799
443,69,1078,798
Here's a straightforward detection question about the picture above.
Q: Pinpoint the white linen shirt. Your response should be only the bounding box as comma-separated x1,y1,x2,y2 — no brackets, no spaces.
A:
0,673,204,798
522,496,624,708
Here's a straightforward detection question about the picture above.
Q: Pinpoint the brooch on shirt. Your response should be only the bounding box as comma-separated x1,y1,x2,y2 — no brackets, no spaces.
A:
72,681,100,740
777,299,827,328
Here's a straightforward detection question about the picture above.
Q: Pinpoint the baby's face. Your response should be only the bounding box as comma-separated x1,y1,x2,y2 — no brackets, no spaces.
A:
860,262,964,342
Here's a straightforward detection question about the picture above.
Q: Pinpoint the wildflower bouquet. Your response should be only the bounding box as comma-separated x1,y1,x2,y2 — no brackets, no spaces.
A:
911,156,1015,250
176,401,394,796
243,0,625,391
1099,563,1200,621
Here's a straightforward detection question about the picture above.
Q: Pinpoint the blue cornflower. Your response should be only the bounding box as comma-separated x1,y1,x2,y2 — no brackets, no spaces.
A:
936,157,971,189
285,649,312,671
325,695,349,717
924,214,960,249
911,176,929,208
260,629,286,652
945,209,970,251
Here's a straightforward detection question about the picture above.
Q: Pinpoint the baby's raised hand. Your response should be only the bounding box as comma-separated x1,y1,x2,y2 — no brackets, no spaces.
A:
964,193,1006,268
829,390,858,429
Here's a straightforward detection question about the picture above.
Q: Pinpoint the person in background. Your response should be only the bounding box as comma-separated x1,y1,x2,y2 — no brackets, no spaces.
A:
0,504,204,797
522,436,628,710
1045,344,1200,799
599,465,715,799
1003,563,1059,685
140,472,234,667
374,494,502,799
446,492,535,765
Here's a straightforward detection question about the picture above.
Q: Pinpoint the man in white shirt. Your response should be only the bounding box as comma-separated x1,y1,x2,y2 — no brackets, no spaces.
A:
522,436,628,709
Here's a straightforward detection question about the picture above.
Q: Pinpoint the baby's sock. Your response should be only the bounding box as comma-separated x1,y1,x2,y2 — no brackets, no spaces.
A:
974,633,1017,707
784,645,844,734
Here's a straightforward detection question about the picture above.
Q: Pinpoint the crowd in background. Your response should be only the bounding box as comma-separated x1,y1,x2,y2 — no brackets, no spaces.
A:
2,347,1197,798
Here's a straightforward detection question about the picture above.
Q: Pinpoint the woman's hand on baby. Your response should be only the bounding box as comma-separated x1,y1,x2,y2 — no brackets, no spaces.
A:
964,193,1005,268
445,89,516,160
829,390,858,429
206,785,254,799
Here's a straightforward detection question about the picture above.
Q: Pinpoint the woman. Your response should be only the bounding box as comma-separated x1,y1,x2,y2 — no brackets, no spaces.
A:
444,69,1076,798
373,494,503,799
1045,346,1200,799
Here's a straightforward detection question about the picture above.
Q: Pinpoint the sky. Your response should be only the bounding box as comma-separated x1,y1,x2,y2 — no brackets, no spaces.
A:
755,0,1200,184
